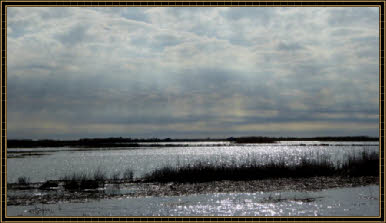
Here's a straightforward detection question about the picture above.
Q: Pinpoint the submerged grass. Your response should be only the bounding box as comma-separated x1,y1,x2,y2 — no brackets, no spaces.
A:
143,150,379,183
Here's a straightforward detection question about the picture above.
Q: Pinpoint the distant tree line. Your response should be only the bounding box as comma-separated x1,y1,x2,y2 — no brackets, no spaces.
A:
265,136,378,142
7,136,378,148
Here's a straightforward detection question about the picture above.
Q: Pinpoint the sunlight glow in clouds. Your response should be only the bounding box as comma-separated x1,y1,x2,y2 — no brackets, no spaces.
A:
7,7,379,139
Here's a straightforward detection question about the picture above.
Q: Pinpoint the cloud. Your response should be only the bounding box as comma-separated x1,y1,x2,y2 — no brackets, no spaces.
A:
6,7,379,139
277,41,304,52
56,24,90,46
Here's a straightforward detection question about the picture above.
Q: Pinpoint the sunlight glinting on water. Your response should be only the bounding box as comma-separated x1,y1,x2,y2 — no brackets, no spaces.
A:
6,185,379,216
7,141,379,183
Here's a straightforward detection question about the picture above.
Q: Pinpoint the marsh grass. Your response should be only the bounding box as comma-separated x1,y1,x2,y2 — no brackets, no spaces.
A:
341,150,379,177
143,150,379,183
61,170,106,190
59,167,134,190
110,172,121,181
93,167,107,182
17,176,30,185
19,150,379,187
123,168,134,181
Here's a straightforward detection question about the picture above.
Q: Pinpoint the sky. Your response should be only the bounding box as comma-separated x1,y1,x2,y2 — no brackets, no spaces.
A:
7,7,379,139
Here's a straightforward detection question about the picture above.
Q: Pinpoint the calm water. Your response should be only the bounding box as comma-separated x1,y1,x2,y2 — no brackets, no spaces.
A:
7,141,378,183
7,185,379,216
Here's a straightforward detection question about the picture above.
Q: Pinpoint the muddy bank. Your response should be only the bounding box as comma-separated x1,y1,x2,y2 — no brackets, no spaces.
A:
7,176,378,206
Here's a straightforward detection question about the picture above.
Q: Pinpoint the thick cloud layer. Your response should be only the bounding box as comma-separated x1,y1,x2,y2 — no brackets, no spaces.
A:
7,7,379,139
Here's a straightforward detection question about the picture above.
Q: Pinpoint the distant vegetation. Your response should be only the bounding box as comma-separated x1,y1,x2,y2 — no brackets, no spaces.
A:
228,137,277,143
143,150,379,183
7,138,140,148
269,136,379,142
7,136,378,148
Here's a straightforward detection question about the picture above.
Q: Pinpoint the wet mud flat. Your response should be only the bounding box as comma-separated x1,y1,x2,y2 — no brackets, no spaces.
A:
7,176,378,206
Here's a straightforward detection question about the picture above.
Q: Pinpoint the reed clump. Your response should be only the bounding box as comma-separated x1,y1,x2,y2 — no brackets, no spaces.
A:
60,167,108,190
60,172,103,190
143,150,379,183
341,150,379,177
17,176,30,185
59,167,135,191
